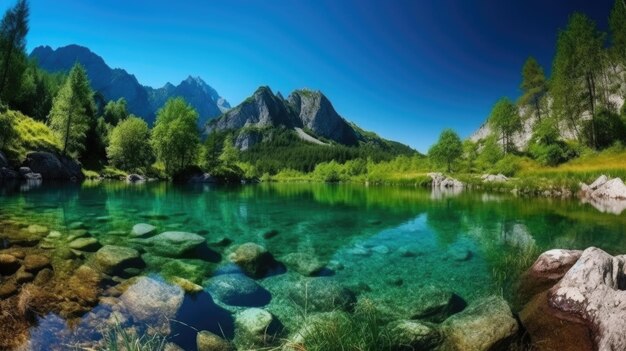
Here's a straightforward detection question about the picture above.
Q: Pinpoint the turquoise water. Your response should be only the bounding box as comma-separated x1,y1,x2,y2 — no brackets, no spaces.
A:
1,181,626,349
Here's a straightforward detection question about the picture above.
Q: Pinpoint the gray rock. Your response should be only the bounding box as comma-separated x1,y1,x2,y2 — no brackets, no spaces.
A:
143,231,206,257
126,174,146,183
235,308,279,347
22,151,84,181
204,273,270,307
481,174,508,183
228,242,274,278
235,130,263,151
197,330,232,351
68,237,101,252
281,252,325,276
92,245,142,275
288,278,356,312
120,277,184,333
547,247,626,351
386,320,442,350
131,223,157,237
441,296,518,351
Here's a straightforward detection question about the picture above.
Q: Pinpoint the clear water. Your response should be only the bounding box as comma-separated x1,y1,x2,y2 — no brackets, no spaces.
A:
1,181,626,349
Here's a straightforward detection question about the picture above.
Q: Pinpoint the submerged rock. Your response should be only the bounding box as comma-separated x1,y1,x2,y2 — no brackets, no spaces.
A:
378,286,466,323
228,242,275,278
197,330,233,351
288,278,356,312
0,254,20,275
386,320,442,350
281,252,325,276
92,245,143,275
130,223,157,237
205,273,271,307
120,277,184,332
441,295,518,351
68,237,101,252
22,254,51,273
144,231,206,257
235,308,280,347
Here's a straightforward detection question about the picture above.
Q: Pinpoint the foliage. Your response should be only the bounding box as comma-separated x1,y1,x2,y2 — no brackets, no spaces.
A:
610,0,626,64
428,128,463,172
97,322,168,351
0,0,29,105
582,108,626,149
48,63,96,157
488,97,522,154
551,13,607,148
477,135,504,166
218,134,238,167
12,60,63,121
528,118,579,166
107,116,153,172
103,98,128,125
201,130,223,171
0,108,17,151
519,57,547,120
492,154,523,177
0,109,60,162
151,97,200,175
462,139,479,171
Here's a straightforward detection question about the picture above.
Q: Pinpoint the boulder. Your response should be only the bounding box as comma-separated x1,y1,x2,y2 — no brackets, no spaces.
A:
288,278,356,312
281,252,325,276
197,330,233,351
92,245,143,275
228,242,275,278
143,231,206,257
235,308,280,347
441,296,518,351
428,172,464,189
19,167,42,180
22,151,84,181
377,286,466,323
22,254,51,273
126,174,146,183
386,320,442,350
120,277,184,332
130,223,157,237
204,273,271,307
481,174,508,183
590,178,626,199
546,247,626,350
519,249,582,299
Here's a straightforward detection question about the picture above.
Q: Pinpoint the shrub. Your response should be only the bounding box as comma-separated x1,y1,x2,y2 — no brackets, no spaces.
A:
492,155,522,177
1,110,61,162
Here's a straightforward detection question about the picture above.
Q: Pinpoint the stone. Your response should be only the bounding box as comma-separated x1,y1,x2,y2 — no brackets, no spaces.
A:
546,247,626,350
386,320,442,350
26,224,49,236
441,295,518,351
144,231,206,257
288,278,356,312
120,277,184,331
0,280,18,298
378,286,466,323
160,259,213,284
15,270,34,283
281,252,325,276
23,254,51,273
33,268,54,285
131,223,157,237
22,151,84,181
170,276,203,293
204,273,271,307
68,222,86,230
0,254,20,275
519,249,582,299
126,174,146,183
197,330,233,351
228,242,275,278
68,237,101,252
92,245,143,275
235,308,279,346
481,174,508,183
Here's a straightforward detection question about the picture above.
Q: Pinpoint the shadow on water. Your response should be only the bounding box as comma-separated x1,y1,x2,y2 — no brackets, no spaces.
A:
171,292,234,348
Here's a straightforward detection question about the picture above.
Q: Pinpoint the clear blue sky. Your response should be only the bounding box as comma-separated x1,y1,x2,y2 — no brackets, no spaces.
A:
26,0,613,152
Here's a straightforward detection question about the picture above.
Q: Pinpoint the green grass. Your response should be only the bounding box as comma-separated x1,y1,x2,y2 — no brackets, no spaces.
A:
96,322,168,351
2,110,61,162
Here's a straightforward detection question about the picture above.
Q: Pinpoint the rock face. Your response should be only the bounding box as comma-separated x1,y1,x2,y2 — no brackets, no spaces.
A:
143,231,206,257
580,175,626,214
120,277,184,331
30,45,229,126
22,152,84,181
441,296,518,351
546,247,626,350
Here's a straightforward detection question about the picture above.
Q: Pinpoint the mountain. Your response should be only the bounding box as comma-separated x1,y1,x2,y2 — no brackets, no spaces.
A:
208,86,410,152
30,45,229,126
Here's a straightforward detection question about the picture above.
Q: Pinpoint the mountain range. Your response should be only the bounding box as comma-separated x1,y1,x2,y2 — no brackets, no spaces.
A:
30,45,230,126
30,44,412,153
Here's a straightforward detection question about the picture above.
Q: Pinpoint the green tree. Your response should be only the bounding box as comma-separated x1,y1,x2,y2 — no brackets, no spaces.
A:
103,98,128,125
150,97,199,174
0,109,16,151
219,134,239,167
48,63,95,157
202,131,222,171
519,57,547,121
477,135,504,165
462,139,478,171
551,13,607,149
107,116,153,172
610,0,626,64
428,129,463,172
0,0,29,103
488,98,522,154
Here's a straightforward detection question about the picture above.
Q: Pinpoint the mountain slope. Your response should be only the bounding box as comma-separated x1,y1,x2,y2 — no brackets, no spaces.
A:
30,45,229,126
208,86,413,154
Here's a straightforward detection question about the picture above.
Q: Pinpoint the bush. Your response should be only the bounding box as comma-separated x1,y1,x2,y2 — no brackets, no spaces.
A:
1,110,61,162
582,109,626,149
492,155,523,177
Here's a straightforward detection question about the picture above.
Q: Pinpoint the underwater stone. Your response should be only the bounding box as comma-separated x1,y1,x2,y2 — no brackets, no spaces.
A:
68,237,101,252
0,280,18,298
120,277,184,333
130,223,157,237
235,308,280,347
197,330,233,351
25,224,48,236
386,320,442,350
0,254,20,275
205,273,271,307
92,245,142,275
170,276,203,293
441,295,518,351
281,252,325,276
33,268,53,286
23,254,51,273
68,222,85,230
289,278,356,312
144,231,206,257
228,242,275,278
15,269,34,283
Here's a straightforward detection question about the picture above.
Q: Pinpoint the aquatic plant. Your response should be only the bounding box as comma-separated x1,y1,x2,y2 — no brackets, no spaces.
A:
96,322,168,351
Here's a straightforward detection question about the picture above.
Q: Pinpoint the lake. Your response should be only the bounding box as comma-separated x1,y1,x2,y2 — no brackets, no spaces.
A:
0,181,625,350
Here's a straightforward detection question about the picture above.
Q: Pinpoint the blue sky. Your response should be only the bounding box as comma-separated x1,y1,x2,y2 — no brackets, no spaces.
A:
27,0,614,152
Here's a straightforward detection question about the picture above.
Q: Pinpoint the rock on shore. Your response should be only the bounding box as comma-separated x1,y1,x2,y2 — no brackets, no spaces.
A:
580,175,626,214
